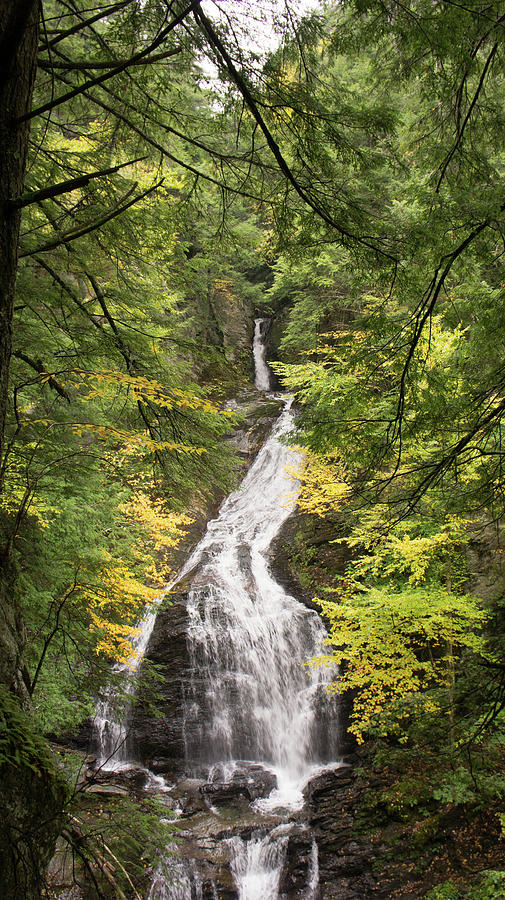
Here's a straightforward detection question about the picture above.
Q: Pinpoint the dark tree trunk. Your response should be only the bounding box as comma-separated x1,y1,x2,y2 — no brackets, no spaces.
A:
0,5,67,898
0,1,38,473
0,0,38,693
0,0,38,468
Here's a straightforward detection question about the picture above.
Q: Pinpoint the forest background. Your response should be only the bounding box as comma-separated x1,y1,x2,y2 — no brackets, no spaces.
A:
2,0,505,896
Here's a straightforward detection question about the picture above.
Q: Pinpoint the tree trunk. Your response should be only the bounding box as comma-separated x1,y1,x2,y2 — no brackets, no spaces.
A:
0,0,38,693
0,5,68,898
0,0,39,481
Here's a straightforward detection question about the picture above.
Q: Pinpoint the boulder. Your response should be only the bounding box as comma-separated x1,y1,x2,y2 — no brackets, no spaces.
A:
201,762,277,806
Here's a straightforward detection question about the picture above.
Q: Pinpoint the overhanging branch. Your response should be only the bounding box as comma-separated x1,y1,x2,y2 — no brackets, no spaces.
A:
19,180,163,257
8,156,146,210
194,6,398,262
20,0,202,123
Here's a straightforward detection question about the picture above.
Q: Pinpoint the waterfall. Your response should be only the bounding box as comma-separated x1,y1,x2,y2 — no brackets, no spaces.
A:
93,583,171,769
227,825,292,900
181,395,338,800
94,317,340,898
147,859,204,900
308,837,320,900
253,318,273,390
163,317,339,897
226,828,320,900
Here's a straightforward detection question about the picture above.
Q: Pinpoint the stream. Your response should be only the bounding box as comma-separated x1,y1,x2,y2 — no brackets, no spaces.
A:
93,318,342,898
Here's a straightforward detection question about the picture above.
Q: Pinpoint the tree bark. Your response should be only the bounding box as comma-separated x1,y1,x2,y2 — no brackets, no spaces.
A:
0,7,67,900
0,0,38,704
0,0,39,491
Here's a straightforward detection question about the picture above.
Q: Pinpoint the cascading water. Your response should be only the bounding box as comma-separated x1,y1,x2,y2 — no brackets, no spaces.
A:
162,317,340,896
227,825,292,900
226,828,319,900
94,601,162,769
94,317,341,898
181,394,339,801
253,317,273,390
147,859,204,900
95,317,274,770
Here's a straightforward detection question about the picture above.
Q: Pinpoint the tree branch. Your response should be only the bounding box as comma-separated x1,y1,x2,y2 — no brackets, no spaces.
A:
19,180,163,257
387,213,495,464
8,156,146,210
20,0,202,123
39,0,134,51
436,40,499,192
194,6,397,262
80,84,265,202
29,577,80,697
13,351,71,402
38,47,182,71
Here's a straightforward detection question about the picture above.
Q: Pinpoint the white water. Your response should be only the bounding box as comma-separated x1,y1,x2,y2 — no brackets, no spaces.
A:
95,318,340,897
165,319,340,897
147,859,203,900
253,318,272,390
227,824,292,900
181,395,338,802
94,320,273,769
94,603,161,768
227,827,319,900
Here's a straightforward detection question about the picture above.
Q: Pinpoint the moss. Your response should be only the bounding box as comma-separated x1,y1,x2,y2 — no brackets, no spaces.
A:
0,688,68,899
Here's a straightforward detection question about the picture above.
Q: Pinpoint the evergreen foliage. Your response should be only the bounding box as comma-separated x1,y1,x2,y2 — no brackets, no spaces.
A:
264,1,505,885
3,0,505,894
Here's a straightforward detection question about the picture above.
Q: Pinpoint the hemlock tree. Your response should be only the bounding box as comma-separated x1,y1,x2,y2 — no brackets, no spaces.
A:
0,2,39,688
0,1,327,893
4,0,505,894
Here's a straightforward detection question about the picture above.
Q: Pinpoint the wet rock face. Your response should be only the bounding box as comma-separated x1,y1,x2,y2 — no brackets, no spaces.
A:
203,763,278,806
153,765,385,900
305,767,385,899
226,763,279,799
268,507,357,760
130,592,190,777
280,828,315,897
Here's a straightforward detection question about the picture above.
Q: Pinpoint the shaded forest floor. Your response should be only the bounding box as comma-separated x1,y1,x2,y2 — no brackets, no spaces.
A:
355,757,504,899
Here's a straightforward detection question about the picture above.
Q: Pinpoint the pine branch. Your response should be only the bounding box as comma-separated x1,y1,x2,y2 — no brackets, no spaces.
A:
38,47,182,71
19,180,163,257
20,0,202,123
8,156,146,210
39,0,134,51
